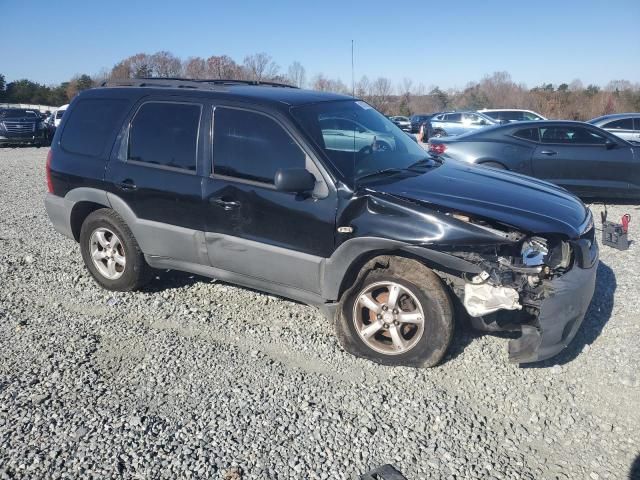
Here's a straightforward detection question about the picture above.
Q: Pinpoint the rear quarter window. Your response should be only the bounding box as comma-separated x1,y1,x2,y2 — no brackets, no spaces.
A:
60,98,129,157
513,128,540,142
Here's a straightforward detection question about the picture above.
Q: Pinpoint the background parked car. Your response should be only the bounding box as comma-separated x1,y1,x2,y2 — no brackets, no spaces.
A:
319,116,396,152
0,108,48,146
588,113,640,144
52,104,69,128
430,111,497,137
389,115,411,131
479,109,547,123
409,113,433,133
427,120,639,198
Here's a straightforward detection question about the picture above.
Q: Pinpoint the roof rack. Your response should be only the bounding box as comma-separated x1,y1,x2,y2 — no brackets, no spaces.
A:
100,77,298,90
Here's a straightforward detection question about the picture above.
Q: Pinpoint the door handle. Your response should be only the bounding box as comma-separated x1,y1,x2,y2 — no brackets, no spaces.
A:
540,150,557,156
115,179,137,191
210,197,241,211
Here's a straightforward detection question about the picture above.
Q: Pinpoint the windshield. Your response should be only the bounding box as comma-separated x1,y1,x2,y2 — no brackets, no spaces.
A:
0,109,38,119
291,100,429,183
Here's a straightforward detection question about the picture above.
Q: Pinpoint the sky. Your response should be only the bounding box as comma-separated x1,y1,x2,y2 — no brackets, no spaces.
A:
2,0,639,90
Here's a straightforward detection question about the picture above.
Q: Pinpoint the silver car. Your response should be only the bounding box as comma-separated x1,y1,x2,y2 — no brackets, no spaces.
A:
588,113,640,143
430,111,497,137
319,117,396,151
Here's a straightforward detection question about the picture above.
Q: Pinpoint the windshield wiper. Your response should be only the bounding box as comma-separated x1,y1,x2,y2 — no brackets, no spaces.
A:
355,168,405,182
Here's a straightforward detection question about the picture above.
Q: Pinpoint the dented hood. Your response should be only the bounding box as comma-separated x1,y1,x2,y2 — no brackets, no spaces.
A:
370,159,590,238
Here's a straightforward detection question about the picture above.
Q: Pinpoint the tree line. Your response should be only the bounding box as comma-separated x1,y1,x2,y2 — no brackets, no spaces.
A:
1,51,639,120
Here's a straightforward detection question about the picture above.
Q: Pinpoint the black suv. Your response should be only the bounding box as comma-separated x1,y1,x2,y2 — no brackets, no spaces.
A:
0,108,48,146
45,79,599,367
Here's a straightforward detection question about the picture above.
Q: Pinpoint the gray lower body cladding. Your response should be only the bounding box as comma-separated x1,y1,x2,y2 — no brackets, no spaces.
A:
508,247,599,364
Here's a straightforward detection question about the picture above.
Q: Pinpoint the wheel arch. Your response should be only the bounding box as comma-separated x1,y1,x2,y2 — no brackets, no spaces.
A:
65,187,112,242
322,238,483,302
477,159,508,169
70,201,109,241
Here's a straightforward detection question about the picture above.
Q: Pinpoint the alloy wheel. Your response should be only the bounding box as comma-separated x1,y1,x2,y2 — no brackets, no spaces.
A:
89,227,126,280
352,281,425,355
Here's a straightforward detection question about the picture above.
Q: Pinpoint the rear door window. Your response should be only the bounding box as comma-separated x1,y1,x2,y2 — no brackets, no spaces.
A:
213,107,306,184
603,118,634,130
60,99,129,157
128,102,201,171
446,113,462,122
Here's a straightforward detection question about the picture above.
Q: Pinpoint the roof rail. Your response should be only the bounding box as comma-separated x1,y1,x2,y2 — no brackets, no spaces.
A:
100,77,298,90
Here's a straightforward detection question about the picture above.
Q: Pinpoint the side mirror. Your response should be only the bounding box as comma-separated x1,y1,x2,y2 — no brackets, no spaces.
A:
274,168,316,193
605,139,617,150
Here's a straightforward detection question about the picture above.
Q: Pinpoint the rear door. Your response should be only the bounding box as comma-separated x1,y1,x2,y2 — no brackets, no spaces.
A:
105,98,207,265
531,124,633,196
202,104,337,295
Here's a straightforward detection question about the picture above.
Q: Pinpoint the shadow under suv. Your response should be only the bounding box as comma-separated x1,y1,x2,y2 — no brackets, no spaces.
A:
45,78,599,367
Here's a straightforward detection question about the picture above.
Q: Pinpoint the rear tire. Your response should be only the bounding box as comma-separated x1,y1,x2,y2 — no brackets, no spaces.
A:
335,257,454,368
79,209,151,291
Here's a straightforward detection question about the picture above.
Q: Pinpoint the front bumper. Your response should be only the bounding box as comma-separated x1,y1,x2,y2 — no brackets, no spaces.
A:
508,241,599,363
0,131,47,144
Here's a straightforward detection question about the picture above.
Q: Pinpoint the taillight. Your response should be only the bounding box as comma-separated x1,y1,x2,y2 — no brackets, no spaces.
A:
428,143,447,155
46,149,53,193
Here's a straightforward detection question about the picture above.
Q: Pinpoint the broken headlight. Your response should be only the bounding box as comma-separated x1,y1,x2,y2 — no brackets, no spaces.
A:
521,237,548,266
520,236,572,271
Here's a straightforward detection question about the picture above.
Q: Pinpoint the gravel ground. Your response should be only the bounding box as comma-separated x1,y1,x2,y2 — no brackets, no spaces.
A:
1,147,639,480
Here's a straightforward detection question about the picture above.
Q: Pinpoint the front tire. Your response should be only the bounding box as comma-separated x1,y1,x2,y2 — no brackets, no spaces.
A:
79,209,151,291
335,257,454,368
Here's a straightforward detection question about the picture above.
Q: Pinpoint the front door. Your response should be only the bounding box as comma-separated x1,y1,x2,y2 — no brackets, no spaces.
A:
202,105,337,295
531,125,633,196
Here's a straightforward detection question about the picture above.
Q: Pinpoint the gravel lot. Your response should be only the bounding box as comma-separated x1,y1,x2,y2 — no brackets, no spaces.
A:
1,147,639,479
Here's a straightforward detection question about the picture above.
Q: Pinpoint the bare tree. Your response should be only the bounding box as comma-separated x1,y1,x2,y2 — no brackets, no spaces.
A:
287,61,306,88
355,75,371,98
369,77,393,113
129,53,153,78
150,51,182,78
109,53,152,79
183,57,207,79
399,77,413,96
109,60,132,80
206,55,242,79
243,53,279,81
310,74,348,94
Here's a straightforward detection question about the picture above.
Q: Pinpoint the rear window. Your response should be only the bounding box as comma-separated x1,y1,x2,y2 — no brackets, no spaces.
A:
60,99,129,157
128,102,201,171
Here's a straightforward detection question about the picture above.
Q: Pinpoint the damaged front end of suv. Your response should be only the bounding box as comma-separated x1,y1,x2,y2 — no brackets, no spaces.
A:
436,211,598,363
344,159,600,364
